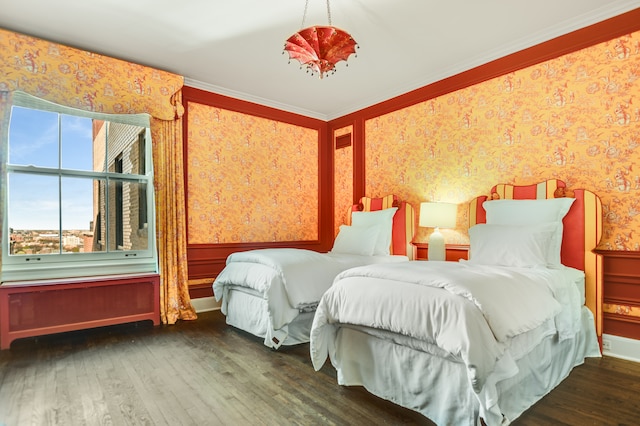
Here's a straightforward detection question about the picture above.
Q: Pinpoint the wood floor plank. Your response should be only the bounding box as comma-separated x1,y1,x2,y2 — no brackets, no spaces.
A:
1,310,639,425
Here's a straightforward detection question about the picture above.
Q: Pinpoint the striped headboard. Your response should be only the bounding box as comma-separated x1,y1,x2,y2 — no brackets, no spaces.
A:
469,179,604,340
348,195,416,260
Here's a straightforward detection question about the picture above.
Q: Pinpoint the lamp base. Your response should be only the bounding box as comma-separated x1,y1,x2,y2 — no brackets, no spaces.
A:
427,228,446,261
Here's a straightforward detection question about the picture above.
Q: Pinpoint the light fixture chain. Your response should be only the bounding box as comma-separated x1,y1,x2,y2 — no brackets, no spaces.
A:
301,0,310,28
326,0,332,25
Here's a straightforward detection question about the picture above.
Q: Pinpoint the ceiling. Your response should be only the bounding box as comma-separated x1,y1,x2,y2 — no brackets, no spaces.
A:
1,0,639,120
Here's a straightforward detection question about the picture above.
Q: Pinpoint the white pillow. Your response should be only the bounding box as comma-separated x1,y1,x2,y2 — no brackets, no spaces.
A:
351,207,398,255
467,223,557,268
483,198,575,267
331,225,380,256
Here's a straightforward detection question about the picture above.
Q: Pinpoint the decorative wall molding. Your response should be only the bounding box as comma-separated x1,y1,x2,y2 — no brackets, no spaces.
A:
182,87,333,282
595,250,640,341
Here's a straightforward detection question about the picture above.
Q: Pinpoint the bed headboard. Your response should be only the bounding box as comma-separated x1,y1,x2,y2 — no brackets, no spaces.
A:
348,194,416,260
468,179,603,339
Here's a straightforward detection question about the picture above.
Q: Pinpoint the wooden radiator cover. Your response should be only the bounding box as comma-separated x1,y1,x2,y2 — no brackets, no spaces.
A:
0,273,160,350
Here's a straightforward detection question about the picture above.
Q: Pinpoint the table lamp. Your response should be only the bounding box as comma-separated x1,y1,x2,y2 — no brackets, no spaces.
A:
419,202,457,261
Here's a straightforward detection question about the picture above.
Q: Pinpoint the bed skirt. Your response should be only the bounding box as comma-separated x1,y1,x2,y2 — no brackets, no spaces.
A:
225,288,314,348
330,306,600,426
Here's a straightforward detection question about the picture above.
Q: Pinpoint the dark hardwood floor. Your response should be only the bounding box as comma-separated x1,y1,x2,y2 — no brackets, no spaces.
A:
0,310,638,425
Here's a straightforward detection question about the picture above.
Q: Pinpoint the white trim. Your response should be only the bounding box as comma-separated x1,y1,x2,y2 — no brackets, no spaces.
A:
191,296,220,313
602,333,640,363
184,78,328,121
3,97,158,282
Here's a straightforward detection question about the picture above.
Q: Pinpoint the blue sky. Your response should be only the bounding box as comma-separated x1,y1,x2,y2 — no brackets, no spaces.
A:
8,107,95,231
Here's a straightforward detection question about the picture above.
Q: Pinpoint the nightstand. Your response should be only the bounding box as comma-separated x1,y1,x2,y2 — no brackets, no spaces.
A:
412,243,469,262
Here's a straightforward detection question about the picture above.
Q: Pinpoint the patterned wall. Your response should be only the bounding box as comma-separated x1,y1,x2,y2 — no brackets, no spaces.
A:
0,29,183,120
365,31,640,249
334,125,354,237
186,102,319,244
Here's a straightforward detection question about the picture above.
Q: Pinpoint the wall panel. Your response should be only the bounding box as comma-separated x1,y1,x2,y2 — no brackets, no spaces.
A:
182,87,330,283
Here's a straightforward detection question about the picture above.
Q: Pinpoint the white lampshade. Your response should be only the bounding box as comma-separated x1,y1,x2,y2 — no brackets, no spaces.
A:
419,202,457,261
419,202,457,229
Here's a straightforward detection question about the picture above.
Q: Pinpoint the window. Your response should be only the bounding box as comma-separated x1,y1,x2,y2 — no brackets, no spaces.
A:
2,92,157,281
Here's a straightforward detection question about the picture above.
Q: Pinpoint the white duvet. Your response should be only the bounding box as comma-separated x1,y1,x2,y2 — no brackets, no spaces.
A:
213,248,408,347
310,261,584,392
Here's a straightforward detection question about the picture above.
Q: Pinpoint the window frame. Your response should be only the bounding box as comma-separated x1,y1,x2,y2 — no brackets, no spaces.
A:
1,92,158,282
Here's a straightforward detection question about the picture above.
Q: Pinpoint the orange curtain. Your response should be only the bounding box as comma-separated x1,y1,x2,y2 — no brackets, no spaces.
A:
151,92,197,323
0,29,196,323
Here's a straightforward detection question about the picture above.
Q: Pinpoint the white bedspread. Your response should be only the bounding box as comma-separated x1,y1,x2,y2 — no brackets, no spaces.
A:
222,248,347,307
213,248,408,347
310,261,584,392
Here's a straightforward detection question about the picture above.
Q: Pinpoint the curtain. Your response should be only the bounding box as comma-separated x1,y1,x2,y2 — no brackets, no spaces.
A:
1,29,196,323
151,92,197,323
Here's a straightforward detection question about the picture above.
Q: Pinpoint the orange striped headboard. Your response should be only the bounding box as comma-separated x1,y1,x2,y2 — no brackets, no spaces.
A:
348,195,416,260
468,179,603,340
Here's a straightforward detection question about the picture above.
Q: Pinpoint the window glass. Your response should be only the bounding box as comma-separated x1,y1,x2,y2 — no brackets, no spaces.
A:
8,107,58,168
3,94,156,281
61,114,95,171
8,173,60,254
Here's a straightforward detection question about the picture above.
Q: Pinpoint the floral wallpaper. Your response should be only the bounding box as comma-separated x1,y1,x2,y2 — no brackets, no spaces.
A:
186,102,319,244
604,303,640,319
0,29,183,120
365,31,640,250
334,125,353,237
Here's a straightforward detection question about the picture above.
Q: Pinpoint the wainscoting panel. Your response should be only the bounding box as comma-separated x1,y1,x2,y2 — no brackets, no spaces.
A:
596,250,640,341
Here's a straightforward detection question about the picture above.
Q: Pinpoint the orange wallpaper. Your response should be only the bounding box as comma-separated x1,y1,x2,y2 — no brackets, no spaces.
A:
0,28,183,120
604,303,640,319
334,125,354,237
186,102,319,244
365,32,640,249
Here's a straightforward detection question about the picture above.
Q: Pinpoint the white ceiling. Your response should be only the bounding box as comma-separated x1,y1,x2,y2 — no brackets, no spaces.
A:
1,0,639,120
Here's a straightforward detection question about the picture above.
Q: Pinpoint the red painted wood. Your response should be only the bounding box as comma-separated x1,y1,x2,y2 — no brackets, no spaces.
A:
603,315,640,341
335,133,351,149
186,241,326,280
561,189,587,272
0,274,160,350
188,283,214,299
414,243,469,262
595,250,640,341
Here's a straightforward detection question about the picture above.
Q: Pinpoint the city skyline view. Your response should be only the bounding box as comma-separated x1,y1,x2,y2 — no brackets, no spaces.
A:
8,106,95,231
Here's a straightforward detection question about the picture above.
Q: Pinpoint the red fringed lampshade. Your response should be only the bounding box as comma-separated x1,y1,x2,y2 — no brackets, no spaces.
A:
284,25,358,79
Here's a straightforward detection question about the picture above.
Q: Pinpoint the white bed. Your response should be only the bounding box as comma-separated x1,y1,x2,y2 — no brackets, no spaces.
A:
213,195,416,349
309,180,604,425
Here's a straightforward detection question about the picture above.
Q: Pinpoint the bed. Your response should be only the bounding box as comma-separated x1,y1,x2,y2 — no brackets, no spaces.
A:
309,180,603,425
213,195,416,349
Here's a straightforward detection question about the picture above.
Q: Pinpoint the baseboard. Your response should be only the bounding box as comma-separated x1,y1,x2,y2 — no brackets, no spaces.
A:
602,334,640,363
191,296,220,313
